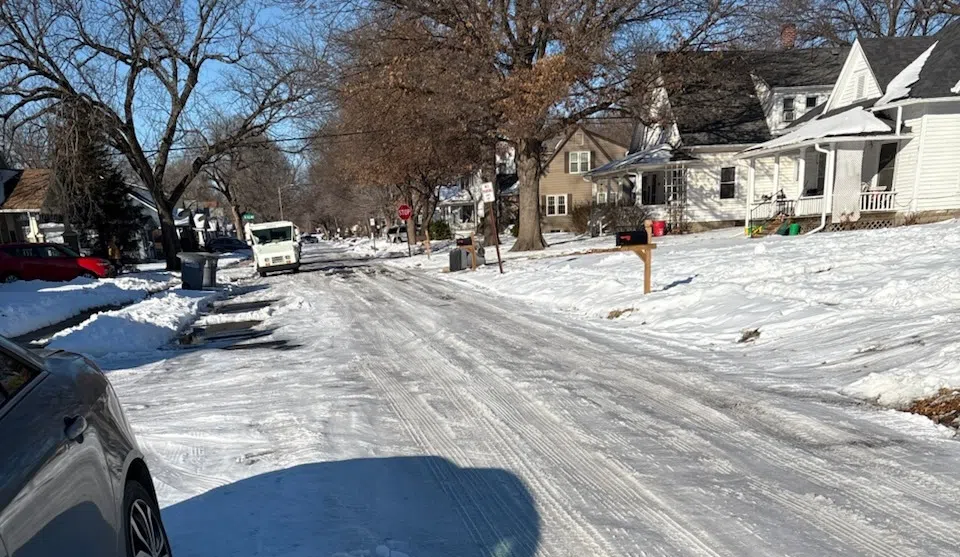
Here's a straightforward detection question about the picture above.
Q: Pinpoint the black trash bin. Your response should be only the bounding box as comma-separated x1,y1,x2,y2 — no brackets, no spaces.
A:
177,252,213,290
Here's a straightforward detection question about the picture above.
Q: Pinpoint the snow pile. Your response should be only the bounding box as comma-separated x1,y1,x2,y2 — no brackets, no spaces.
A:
877,42,938,105
0,273,177,338
47,289,216,355
435,220,960,411
744,107,891,152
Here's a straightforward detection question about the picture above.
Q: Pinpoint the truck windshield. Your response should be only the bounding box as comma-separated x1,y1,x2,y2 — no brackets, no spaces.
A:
252,227,293,244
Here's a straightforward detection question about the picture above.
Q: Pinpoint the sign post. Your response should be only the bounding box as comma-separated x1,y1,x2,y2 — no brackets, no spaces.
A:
369,217,377,249
480,183,503,274
397,204,413,257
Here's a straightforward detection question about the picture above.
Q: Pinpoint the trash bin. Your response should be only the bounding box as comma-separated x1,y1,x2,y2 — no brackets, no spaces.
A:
788,223,802,236
177,252,219,290
449,248,469,272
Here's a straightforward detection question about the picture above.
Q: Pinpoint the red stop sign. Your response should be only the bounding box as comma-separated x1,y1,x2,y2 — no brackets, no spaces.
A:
397,204,413,220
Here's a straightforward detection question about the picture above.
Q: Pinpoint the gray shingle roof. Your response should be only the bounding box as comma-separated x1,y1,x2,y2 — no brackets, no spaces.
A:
910,21,960,99
747,48,849,88
859,36,938,90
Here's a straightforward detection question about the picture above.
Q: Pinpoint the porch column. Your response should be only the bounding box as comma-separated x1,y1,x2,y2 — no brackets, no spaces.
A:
797,148,806,199
746,159,756,232
773,154,781,195
635,172,642,206
27,212,41,243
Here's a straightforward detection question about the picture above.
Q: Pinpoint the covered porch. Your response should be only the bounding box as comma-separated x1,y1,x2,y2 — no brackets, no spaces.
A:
739,107,909,230
587,145,697,220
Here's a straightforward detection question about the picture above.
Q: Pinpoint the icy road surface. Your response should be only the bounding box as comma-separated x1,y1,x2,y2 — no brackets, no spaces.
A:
109,244,960,557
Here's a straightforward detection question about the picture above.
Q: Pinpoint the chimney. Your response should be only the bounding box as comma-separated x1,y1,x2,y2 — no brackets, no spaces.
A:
780,23,798,49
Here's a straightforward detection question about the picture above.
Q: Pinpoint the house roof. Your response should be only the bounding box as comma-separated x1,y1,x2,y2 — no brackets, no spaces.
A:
907,21,960,99
747,48,849,88
0,169,54,212
742,106,895,155
587,144,697,177
544,118,633,167
859,36,938,90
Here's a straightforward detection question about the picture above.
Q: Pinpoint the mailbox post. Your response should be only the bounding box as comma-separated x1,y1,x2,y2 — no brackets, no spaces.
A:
615,220,657,294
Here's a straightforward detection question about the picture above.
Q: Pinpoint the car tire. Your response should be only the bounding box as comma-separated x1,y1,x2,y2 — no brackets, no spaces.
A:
292,266,300,273
259,270,267,277
123,480,172,557
81,271,99,279
0,273,19,283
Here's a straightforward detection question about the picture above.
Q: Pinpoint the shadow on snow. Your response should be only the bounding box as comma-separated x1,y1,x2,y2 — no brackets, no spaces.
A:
162,456,541,557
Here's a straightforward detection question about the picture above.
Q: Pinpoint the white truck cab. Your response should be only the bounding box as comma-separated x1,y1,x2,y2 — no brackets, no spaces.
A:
245,220,302,277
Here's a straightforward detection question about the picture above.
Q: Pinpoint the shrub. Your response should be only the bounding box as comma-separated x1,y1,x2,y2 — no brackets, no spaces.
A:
428,220,453,240
592,204,651,233
510,224,519,237
569,203,592,234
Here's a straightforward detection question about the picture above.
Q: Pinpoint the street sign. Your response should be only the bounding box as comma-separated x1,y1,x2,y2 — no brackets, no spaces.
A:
481,182,496,203
242,212,255,222
398,204,413,220
369,218,376,226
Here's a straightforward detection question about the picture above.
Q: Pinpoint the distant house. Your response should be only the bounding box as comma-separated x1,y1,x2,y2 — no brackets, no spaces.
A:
0,169,73,245
588,47,848,232
539,120,634,231
739,22,960,231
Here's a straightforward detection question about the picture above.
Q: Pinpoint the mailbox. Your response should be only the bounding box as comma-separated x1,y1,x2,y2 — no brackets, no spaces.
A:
615,229,649,246
455,237,474,246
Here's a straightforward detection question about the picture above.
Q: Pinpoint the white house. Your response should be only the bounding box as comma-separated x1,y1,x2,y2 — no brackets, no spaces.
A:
588,48,849,231
739,23,960,232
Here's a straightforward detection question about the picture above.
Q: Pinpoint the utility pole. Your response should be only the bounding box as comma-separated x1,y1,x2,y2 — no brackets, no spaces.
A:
278,184,284,220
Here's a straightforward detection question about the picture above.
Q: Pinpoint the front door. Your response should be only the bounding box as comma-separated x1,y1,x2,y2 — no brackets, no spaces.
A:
0,347,118,557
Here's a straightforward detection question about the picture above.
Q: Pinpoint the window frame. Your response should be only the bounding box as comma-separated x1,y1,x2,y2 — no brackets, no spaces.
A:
596,190,607,204
568,151,591,174
719,167,737,200
783,96,796,122
545,194,568,216
875,142,898,191
805,96,818,109
0,341,44,413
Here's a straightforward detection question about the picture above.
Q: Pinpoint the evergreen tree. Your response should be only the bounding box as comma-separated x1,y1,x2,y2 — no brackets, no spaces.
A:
51,103,149,258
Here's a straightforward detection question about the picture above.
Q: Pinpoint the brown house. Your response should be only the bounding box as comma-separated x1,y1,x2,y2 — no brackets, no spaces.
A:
539,120,633,231
0,169,56,243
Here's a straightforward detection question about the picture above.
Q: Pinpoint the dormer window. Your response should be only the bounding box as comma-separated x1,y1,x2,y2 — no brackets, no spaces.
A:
783,96,796,122
806,96,818,109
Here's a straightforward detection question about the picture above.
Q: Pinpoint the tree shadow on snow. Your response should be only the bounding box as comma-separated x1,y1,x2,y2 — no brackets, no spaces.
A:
163,456,541,557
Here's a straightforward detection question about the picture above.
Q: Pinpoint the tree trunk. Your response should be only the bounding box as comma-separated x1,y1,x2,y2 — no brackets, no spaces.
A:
157,198,182,270
229,204,244,239
404,188,417,252
511,138,547,251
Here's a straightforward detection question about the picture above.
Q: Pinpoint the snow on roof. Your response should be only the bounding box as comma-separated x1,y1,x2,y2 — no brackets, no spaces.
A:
951,79,960,94
588,144,693,176
743,107,891,153
877,41,938,105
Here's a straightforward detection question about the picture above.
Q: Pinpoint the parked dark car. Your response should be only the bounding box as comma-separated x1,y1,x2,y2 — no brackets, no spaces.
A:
0,335,171,557
300,234,319,244
0,243,114,283
205,237,249,253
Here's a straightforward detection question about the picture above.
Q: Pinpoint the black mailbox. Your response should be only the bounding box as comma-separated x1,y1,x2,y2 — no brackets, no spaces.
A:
616,229,649,246
455,237,474,246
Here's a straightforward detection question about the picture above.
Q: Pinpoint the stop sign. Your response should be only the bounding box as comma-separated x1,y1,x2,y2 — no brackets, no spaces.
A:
397,204,413,220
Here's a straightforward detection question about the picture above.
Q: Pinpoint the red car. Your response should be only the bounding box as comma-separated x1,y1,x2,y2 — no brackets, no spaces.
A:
0,243,114,283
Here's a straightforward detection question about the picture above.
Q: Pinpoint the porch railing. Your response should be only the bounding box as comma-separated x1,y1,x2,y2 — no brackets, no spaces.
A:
860,191,896,212
795,196,824,216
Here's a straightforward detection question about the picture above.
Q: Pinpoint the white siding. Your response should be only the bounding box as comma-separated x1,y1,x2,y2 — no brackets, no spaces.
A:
828,43,882,112
767,89,831,134
913,104,960,211
891,107,925,210
681,152,748,222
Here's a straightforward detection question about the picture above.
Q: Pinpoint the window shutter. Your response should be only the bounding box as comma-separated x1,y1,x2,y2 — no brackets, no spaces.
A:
540,195,547,216
590,151,596,170
564,152,570,173
566,193,573,214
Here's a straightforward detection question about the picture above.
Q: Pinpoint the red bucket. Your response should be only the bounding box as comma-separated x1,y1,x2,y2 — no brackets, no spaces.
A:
651,220,667,237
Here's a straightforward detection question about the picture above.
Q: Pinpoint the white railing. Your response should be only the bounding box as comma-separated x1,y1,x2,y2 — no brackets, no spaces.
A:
795,196,824,216
860,191,896,212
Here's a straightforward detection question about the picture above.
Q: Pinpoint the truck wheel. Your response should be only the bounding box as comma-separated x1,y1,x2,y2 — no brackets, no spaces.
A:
292,266,300,274
258,270,267,278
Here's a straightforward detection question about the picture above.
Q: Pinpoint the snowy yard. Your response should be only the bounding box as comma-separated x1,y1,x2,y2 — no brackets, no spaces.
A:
34,229,960,556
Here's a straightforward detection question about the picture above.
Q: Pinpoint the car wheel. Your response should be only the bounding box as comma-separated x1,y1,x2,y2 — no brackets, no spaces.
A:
292,266,300,273
0,273,19,283
259,270,267,277
81,271,99,279
124,480,172,557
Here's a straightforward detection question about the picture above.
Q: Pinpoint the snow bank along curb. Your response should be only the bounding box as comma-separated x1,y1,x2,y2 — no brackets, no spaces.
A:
47,289,217,356
0,273,178,338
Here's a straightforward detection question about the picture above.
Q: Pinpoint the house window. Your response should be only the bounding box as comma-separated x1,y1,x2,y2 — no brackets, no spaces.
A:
807,151,827,196
806,96,818,109
719,167,736,199
783,97,796,122
641,174,665,205
876,142,898,191
856,74,866,100
596,190,608,204
569,151,590,174
546,194,568,216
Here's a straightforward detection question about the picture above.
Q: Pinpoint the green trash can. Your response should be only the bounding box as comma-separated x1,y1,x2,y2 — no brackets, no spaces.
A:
788,223,801,236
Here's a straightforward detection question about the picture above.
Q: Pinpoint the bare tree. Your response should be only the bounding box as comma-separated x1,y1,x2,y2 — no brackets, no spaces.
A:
347,0,743,251
0,0,322,268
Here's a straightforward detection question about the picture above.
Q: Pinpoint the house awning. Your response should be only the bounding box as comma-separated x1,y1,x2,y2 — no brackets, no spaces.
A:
587,145,697,178
738,107,895,158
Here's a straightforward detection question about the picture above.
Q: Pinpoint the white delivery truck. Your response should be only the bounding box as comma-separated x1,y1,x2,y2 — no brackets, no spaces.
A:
245,220,302,277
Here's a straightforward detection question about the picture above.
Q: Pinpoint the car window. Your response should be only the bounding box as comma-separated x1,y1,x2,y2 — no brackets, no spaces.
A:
2,247,35,258
55,245,80,257
0,349,40,404
37,246,67,258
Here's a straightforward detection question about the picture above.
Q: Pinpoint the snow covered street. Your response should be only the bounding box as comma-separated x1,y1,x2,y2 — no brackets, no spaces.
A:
105,242,960,557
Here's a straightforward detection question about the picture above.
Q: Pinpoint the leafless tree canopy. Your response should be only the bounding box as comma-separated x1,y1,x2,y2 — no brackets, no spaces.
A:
0,0,323,267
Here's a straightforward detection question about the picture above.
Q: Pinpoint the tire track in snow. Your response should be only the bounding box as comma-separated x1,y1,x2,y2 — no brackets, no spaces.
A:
357,270,733,557
380,266,958,556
